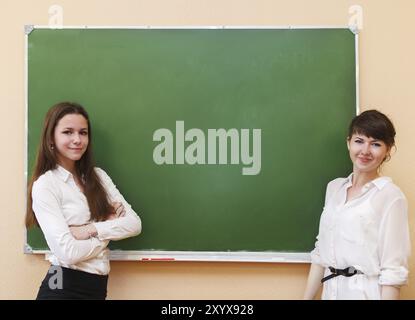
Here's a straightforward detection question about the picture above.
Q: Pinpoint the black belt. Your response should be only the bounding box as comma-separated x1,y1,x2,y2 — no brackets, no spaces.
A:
321,266,363,283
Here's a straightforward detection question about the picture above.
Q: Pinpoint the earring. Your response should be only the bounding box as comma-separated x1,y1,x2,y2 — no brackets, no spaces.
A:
50,144,54,150
384,154,391,162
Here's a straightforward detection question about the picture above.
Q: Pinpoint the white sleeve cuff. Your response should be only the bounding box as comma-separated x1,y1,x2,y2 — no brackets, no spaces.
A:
379,266,408,286
310,247,322,265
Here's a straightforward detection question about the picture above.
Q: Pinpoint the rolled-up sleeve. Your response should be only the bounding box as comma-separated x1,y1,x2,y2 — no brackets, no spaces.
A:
32,179,109,265
93,168,142,241
378,197,411,286
310,239,322,265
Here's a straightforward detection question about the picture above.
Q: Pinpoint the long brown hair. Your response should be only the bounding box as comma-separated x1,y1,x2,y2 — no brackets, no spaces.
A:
26,102,113,228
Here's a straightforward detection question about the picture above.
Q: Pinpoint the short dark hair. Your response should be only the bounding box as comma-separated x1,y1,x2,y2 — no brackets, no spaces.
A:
348,109,396,148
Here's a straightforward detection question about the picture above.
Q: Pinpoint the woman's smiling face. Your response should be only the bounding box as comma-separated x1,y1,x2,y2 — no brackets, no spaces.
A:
347,133,389,174
53,113,89,169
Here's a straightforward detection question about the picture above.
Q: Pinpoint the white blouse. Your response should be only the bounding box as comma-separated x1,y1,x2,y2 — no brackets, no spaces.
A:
310,174,410,300
32,165,142,275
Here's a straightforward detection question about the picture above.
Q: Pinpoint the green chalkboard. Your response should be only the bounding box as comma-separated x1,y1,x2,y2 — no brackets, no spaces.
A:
26,28,356,261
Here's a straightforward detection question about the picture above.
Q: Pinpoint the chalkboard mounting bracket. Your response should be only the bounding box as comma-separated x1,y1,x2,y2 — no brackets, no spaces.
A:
24,243,33,254
348,24,360,34
24,25,34,35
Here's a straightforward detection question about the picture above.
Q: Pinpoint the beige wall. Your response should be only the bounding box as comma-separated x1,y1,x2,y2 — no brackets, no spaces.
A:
1,0,414,299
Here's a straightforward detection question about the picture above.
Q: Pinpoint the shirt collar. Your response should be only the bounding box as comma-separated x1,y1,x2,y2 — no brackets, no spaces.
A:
345,172,391,191
54,165,73,183
345,173,353,186
370,176,392,190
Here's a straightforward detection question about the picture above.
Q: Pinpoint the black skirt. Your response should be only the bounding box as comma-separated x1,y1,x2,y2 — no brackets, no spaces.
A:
36,266,108,300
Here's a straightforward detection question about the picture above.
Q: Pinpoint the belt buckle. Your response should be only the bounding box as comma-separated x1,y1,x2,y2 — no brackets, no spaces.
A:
345,266,357,276
329,266,336,275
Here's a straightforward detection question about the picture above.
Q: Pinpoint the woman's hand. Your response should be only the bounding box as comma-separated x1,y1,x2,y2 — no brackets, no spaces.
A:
69,202,125,239
69,224,97,240
107,202,126,220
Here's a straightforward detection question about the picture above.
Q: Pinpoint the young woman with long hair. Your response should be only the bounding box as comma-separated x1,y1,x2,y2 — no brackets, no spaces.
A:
26,102,142,300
